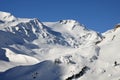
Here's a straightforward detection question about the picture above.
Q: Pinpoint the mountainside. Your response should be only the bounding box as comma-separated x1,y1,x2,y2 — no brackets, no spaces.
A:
0,11,120,80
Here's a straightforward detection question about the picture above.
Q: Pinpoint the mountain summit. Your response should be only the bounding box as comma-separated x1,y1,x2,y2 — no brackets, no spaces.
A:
0,11,16,22
0,11,120,80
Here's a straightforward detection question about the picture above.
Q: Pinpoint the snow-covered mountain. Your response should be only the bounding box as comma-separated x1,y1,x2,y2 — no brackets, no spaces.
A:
0,11,120,80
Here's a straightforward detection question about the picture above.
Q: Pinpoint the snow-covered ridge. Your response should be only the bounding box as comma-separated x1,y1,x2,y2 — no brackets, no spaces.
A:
0,11,16,22
44,20,102,47
0,11,102,48
44,19,85,32
0,11,120,80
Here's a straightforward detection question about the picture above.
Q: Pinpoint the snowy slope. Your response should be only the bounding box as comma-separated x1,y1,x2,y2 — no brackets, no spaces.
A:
78,25,120,80
44,20,101,47
0,11,120,80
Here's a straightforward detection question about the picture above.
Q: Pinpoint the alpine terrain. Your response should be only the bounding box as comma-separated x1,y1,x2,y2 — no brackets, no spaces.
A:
0,11,120,80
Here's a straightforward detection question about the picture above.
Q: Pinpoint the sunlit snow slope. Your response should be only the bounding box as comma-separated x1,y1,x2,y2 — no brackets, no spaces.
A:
0,11,120,80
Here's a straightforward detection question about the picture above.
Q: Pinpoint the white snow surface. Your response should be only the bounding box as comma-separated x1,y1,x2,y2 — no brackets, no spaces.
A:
0,11,16,22
0,11,120,80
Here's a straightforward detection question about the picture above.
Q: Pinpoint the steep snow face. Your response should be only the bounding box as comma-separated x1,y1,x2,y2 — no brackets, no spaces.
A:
3,18,44,41
99,26,120,63
44,20,102,47
78,27,120,80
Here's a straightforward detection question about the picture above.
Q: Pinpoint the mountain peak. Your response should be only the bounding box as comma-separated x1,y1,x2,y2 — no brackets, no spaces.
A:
53,19,85,32
114,23,120,31
59,19,77,24
58,19,82,27
0,11,16,22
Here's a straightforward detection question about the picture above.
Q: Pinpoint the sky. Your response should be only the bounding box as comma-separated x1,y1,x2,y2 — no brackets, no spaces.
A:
0,0,120,32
